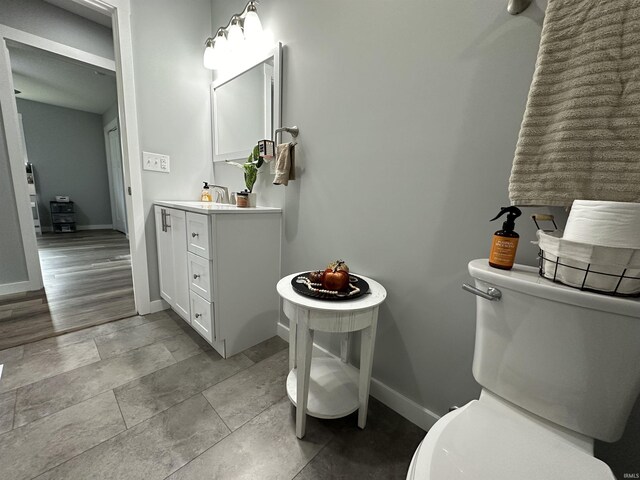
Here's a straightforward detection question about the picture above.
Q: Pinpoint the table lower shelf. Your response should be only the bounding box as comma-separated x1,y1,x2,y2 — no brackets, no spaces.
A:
286,356,359,419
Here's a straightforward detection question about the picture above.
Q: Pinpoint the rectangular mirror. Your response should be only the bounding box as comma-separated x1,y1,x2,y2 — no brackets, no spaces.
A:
211,44,281,162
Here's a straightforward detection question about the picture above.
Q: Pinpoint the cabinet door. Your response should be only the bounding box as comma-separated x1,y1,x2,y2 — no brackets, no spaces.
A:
154,206,175,306
170,209,190,322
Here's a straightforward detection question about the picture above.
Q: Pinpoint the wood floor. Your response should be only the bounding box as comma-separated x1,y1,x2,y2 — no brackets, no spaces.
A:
0,230,136,350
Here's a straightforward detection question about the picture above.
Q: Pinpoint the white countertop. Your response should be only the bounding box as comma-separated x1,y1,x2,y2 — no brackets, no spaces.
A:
155,200,281,214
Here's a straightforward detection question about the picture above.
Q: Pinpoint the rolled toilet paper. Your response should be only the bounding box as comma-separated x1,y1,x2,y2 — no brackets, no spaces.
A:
538,231,640,294
564,200,640,249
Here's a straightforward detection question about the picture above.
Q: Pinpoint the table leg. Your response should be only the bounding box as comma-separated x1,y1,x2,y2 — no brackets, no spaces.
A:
296,317,314,439
289,316,297,371
340,332,350,363
358,307,379,429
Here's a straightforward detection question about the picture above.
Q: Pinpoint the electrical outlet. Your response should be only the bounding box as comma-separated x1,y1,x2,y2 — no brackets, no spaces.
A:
142,151,170,173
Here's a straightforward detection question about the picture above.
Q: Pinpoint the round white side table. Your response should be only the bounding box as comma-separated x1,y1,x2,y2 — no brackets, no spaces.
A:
276,272,387,439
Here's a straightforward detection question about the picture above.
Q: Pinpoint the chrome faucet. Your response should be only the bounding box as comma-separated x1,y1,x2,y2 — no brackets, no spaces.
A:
210,185,229,204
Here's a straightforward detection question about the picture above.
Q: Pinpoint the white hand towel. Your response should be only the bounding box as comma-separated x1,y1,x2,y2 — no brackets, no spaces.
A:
273,142,295,186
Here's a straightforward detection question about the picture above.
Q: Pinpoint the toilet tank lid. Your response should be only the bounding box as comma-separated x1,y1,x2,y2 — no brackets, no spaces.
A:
468,259,640,318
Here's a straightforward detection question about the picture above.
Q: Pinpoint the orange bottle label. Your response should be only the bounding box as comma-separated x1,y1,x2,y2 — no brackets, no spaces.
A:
489,236,519,268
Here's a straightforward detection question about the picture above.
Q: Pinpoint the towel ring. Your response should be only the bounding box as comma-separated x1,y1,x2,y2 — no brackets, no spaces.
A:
275,126,299,144
508,0,532,15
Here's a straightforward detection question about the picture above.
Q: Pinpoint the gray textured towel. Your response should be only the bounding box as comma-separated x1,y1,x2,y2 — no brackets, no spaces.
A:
509,0,640,206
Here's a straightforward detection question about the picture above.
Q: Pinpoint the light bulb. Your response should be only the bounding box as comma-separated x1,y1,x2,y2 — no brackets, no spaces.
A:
203,33,228,70
203,43,216,69
214,35,229,68
243,10,263,43
227,19,244,52
214,34,228,56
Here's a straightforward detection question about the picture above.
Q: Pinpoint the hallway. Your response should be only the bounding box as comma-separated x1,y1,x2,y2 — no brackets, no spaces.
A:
0,230,135,350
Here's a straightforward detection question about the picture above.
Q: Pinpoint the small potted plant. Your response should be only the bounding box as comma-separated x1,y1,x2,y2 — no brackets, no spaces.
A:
226,145,263,207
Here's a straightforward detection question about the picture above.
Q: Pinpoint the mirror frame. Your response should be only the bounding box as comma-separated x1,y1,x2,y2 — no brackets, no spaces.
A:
211,42,282,162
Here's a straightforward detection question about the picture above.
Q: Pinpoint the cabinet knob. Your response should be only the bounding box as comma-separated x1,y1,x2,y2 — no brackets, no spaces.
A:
191,232,199,238
195,313,202,318
193,274,200,280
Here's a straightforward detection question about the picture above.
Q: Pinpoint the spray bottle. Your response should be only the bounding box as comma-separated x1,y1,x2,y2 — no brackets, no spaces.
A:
489,206,522,270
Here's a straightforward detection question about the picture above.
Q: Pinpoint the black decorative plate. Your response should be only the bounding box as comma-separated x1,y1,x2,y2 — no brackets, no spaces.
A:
291,272,370,301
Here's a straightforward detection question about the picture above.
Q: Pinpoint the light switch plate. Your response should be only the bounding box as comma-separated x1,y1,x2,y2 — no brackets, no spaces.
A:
142,151,170,173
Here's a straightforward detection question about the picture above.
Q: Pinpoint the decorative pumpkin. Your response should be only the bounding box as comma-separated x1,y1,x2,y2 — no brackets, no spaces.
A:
322,260,350,291
308,270,324,284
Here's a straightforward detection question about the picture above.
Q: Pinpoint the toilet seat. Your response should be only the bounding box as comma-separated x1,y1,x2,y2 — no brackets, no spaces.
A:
407,391,615,480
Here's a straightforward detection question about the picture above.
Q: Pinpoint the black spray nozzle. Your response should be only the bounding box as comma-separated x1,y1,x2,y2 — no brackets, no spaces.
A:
490,206,522,232
203,182,210,189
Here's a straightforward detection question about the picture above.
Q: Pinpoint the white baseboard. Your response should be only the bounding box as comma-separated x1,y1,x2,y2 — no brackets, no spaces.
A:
276,321,289,342
276,322,439,432
41,224,114,232
77,224,114,231
370,376,440,432
0,280,34,296
148,299,169,314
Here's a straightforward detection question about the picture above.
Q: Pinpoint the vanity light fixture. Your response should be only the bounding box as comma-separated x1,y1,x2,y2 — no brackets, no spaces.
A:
203,0,264,70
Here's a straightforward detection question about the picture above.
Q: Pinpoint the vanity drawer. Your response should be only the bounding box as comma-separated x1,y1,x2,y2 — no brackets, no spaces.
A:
187,212,211,259
188,252,213,302
190,291,214,343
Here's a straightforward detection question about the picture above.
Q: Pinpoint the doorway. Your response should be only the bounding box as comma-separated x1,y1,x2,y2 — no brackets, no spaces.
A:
0,0,151,349
0,41,136,350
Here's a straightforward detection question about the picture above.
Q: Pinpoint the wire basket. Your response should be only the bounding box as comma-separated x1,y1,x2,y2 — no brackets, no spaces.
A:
531,213,640,297
538,248,640,297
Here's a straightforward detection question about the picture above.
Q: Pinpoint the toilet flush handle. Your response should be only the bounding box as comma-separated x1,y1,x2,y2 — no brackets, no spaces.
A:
462,284,502,301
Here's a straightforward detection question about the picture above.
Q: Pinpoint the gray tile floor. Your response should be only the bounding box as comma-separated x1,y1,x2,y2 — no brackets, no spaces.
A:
0,310,425,480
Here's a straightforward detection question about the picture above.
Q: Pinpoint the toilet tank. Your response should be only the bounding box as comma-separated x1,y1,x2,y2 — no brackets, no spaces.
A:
468,259,640,442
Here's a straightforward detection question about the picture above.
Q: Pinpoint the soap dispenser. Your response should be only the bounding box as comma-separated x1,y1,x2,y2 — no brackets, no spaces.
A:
489,206,522,270
200,182,212,202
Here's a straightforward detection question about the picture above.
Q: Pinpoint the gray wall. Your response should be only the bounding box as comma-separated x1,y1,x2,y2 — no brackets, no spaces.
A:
102,102,118,127
129,0,213,301
0,0,114,60
17,99,112,229
0,108,28,285
207,1,637,474
210,0,549,415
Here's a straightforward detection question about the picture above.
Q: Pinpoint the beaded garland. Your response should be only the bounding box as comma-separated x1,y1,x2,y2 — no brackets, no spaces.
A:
295,276,361,297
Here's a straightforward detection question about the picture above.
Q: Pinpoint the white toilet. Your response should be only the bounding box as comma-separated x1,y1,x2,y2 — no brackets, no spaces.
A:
407,259,640,480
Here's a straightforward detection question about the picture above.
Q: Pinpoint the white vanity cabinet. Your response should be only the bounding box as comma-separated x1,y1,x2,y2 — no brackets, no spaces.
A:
154,206,190,321
154,201,282,358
